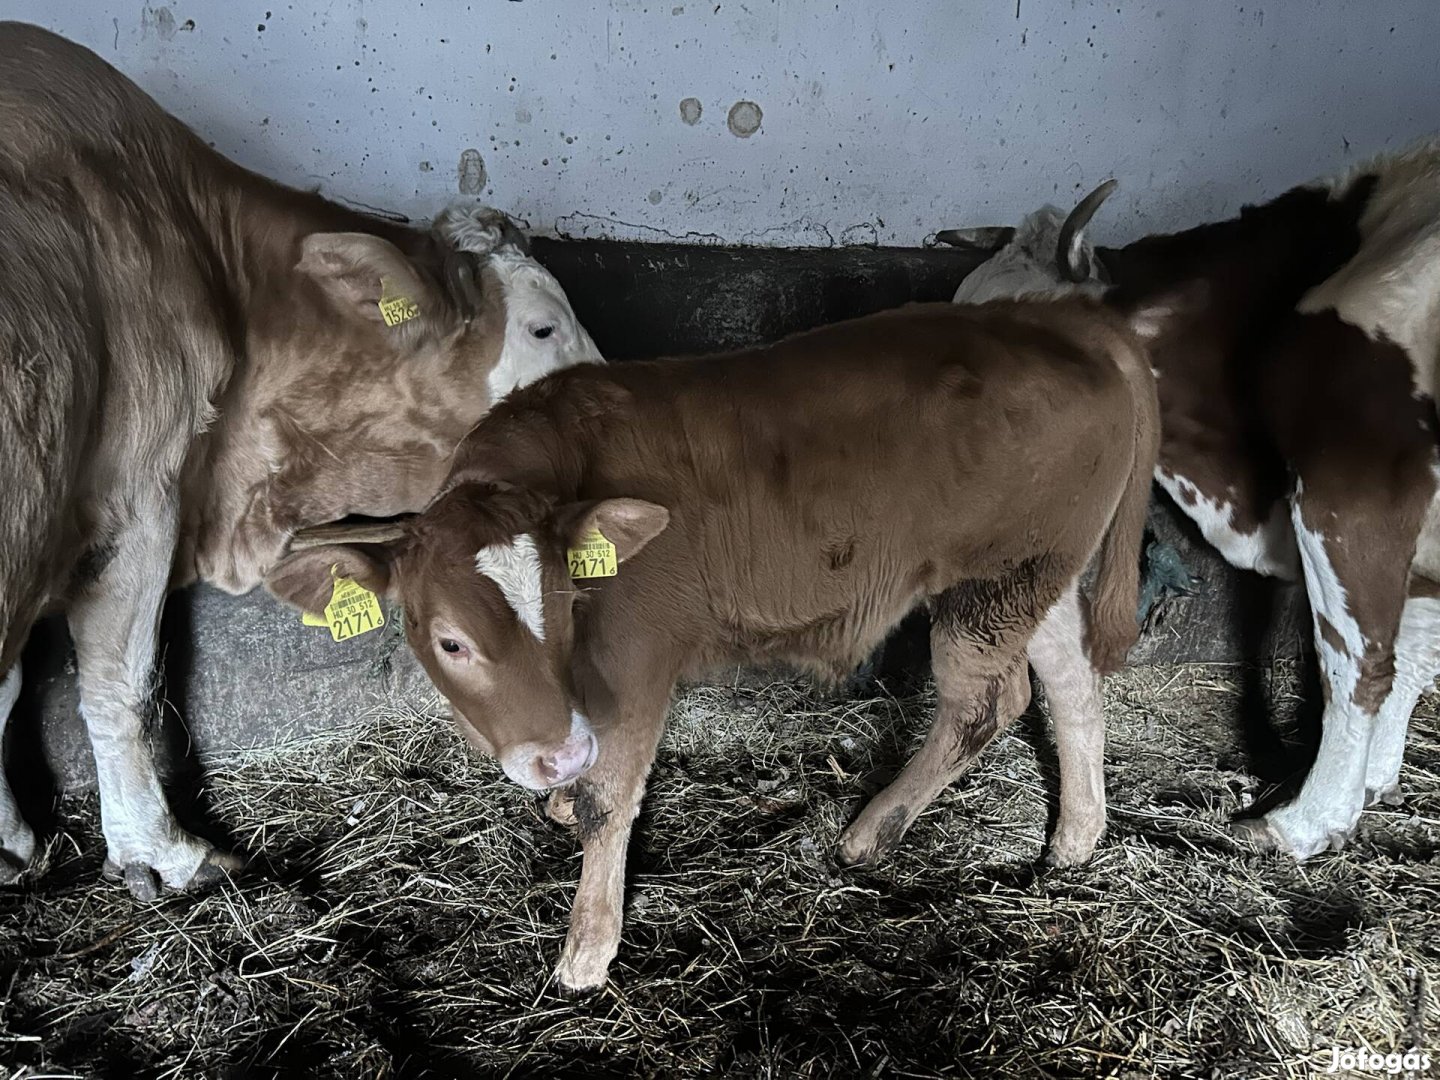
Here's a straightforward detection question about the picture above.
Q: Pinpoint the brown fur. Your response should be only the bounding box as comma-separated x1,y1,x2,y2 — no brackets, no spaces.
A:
268,297,1160,988
0,24,593,891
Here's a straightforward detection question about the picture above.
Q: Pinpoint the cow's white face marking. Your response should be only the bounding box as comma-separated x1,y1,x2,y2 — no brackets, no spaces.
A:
475,533,547,642
1154,468,1299,580
487,250,602,401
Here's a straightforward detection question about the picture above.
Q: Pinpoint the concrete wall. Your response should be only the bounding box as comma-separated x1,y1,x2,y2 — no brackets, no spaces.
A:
4,2,1437,248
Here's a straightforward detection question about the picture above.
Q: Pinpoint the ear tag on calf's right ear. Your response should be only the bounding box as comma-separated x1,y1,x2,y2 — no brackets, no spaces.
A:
377,275,421,327
301,566,386,642
568,529,618,579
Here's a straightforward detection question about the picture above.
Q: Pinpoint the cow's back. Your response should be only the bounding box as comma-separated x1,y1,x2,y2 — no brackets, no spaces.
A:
0,24,233,659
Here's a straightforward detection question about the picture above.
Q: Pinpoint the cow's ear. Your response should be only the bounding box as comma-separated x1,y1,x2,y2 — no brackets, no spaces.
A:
265,544,396,615
559,498,669,564
298,232,445,332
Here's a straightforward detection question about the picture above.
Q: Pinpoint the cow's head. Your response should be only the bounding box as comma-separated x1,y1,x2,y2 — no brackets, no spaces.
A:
941,179,1117,303
266,484,668,791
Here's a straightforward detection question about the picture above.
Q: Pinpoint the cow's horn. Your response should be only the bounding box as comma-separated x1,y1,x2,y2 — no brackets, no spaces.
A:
287,520,410,551
934,225,1017,250
1056,179,1118,283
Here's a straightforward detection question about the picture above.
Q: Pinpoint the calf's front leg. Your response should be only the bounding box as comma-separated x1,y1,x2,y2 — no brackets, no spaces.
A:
552,690,669,995
68,499,239,898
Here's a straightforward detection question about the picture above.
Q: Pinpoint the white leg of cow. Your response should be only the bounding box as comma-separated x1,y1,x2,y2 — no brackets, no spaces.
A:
0,663,36,884
1236,496,1380,858
1363,595,1440,806
1027,584,1108,867
68,503,237,898
553,693,668,995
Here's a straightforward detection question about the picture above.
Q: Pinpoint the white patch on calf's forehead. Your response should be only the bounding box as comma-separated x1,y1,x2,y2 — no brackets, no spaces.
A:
474,533,546,642
486,249,601,399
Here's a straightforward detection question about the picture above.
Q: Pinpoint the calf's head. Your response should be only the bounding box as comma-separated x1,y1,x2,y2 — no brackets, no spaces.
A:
266,485,668,790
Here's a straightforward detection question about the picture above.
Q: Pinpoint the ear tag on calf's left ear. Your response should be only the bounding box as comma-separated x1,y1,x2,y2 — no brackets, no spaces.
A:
568,529,618,579
302,565,386,642
377,275,421,327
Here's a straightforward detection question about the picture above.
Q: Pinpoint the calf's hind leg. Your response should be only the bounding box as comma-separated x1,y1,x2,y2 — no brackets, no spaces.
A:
0,663,36,884
837,632,1031,868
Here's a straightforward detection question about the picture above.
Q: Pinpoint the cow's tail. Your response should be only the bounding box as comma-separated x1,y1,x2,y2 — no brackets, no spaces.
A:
1084,337,1161,675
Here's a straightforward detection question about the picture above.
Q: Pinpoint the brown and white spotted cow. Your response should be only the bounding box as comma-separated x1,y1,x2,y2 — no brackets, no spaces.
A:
0,24,599,896
268,298,1160,991
941,145,1440,859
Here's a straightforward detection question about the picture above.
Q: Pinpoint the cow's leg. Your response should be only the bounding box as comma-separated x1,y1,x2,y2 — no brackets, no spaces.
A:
1363,593,1440,807
836,635,1030,868
1235,483,1425,859
0,663,36,884
68,505,237,898
1026,584,1108,867
552,687,669,995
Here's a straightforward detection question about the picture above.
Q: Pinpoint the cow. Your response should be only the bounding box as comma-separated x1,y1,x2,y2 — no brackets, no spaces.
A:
266,297,1160,992
0,23,600,897
939,144,1440,860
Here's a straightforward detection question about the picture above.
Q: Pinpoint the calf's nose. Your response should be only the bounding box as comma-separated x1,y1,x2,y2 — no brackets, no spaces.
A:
536,730,597,787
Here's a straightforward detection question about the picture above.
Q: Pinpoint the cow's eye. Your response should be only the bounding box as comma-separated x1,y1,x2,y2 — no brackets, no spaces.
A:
439,638,466,656
531,325,555,339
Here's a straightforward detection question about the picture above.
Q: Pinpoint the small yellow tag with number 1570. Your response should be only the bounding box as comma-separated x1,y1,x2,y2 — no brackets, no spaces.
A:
567,529,618,579
301,566,386,642
377,275,420,327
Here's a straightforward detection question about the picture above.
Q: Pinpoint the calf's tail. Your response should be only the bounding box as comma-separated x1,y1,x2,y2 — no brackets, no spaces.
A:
1084,342,1161,675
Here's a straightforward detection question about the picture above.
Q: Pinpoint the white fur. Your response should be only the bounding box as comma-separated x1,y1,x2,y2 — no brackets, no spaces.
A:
0,663,36,879
1026,584,1107,865
486,249,602,400
1260,486,1372,857
951,206,1108,305
475,533,547,642
1364,595,1440,801
1154,468,1299,580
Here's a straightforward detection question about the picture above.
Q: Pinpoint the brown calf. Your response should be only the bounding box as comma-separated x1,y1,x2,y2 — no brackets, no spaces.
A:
0,24,599,895
271,298,1159,992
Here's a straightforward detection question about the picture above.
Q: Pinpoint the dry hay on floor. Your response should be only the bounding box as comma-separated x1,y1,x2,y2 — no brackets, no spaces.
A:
1,662,1438,1079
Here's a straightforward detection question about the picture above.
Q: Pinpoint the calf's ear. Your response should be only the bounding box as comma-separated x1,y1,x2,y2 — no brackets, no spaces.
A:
265,544,396,614
298,232,445,332
561,498,669,563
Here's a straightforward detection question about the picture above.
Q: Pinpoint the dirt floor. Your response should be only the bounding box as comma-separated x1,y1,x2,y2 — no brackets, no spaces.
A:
1,661,1437,1079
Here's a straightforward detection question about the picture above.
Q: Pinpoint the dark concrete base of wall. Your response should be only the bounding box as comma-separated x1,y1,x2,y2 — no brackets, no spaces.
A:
12,238,1312,793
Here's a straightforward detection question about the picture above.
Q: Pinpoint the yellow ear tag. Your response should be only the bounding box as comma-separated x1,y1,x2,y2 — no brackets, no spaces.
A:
567,528,618,579
377,276,421,327
301,565,386,642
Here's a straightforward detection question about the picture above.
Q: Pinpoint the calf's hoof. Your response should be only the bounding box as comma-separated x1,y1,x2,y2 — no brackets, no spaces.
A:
104,846,243,900
554,946,612,998
1366,783,1404,808
545,788,578,828
1043,828,1101,869
0,823,37,886
836,805,911,869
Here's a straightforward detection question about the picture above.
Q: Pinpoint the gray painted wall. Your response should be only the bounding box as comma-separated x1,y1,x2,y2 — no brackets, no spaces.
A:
4,2,1437,247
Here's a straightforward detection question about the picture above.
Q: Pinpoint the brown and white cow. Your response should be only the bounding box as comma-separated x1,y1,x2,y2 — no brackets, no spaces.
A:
268,298,1160,991
0,24,599,895
941,145,1440,859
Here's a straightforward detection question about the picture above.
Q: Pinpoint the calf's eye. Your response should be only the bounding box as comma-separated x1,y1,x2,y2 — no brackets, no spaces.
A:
531,325,555,339
439,639,465,655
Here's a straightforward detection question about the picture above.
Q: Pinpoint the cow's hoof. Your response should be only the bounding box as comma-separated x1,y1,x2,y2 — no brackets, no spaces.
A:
104,847,241,899
1043,830,1101,869
1366,784,1405,808
554,942,614,997
1230,814,1344,861
836,806,910,868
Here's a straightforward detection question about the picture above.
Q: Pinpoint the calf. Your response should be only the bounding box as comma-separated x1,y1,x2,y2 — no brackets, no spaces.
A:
0,24,599,895
268,299,1159,992
942,144,1440,858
